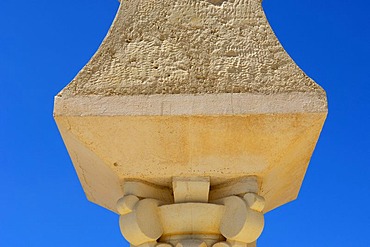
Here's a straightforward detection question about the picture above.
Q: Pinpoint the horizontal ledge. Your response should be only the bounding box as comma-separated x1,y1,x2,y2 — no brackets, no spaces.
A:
54,92,327,116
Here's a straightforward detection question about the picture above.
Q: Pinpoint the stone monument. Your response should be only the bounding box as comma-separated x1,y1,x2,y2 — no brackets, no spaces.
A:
54,0,327,246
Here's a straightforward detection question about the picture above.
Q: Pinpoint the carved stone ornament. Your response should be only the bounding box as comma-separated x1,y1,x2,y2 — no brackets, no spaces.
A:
118,177,263,247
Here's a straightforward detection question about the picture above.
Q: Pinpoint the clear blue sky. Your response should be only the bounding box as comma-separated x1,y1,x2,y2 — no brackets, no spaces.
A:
1,0,369,246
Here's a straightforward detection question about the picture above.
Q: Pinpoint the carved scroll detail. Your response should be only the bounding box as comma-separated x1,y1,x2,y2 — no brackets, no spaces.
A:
117,178,264,247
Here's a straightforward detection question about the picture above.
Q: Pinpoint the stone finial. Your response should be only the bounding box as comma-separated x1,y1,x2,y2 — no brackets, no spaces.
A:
54,0,328,246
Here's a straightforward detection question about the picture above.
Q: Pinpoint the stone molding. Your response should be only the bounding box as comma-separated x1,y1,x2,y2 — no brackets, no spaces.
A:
54,92,327,117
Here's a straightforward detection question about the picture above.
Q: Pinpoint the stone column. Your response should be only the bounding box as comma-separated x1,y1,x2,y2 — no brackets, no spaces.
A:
54,0,327,245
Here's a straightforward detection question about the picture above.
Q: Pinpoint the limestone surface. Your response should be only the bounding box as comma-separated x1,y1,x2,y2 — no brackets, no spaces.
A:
59,0,326,99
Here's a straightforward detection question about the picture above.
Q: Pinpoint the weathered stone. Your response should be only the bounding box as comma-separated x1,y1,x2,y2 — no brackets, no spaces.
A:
59,0,326,98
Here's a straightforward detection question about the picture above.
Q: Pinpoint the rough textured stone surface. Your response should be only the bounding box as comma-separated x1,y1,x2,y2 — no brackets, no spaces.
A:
59,0,326,98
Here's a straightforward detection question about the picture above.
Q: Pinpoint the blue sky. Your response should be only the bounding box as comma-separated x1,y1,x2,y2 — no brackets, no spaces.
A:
1,0,369,246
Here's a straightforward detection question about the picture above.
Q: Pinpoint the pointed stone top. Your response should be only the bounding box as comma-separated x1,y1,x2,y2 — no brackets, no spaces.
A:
58,0,326,110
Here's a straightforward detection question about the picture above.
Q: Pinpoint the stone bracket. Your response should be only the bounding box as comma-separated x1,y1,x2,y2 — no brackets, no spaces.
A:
173,177,210,203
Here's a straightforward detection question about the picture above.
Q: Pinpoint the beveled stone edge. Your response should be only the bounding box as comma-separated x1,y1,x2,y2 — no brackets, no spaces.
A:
54,92,327,117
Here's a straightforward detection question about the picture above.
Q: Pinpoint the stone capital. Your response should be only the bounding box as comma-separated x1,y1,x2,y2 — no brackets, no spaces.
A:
117,178,263,247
